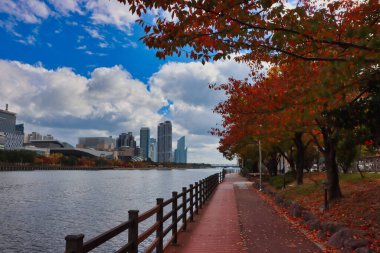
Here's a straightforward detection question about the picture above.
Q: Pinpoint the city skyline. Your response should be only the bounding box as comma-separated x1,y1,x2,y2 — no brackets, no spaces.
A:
0,0,249,164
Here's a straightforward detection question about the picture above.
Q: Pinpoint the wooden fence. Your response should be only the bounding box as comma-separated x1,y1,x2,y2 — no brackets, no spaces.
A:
65,170,226,253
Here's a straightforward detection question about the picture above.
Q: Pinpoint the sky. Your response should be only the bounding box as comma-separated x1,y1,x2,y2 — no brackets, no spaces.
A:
0,0,251,164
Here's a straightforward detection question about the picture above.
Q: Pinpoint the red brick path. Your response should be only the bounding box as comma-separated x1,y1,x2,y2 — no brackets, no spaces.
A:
164,174,321,253
164,175,246,253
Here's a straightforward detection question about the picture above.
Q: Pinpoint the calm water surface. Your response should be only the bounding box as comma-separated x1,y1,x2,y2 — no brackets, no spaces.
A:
0,168,220,252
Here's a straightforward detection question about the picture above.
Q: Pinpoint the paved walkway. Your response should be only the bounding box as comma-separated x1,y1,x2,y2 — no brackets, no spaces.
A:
233,176,321,253
165,174,245,253
165,174,321,253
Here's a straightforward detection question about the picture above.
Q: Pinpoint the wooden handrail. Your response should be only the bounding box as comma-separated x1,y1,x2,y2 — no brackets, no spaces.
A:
137,221,160,244
64,171,224,253
138,205,160,223
82,220,132,252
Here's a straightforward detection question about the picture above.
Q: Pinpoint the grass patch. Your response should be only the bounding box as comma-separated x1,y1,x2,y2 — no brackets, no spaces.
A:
268,173,295,189
264,172,380,198
339,172,380,183
282,182,322,199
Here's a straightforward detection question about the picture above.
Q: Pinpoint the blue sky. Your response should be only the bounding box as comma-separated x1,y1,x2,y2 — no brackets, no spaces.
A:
0,0,250,164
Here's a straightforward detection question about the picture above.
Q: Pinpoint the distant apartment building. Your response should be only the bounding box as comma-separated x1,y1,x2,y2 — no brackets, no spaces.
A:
116,132,136,149
117,146,136,161
25,132,54,143
140,127,150,160
157,121,172,163
0,105,24,150
149,138,157,162
26,132,42,142
77,136,115,151
43,134,54,141
174,136,187,163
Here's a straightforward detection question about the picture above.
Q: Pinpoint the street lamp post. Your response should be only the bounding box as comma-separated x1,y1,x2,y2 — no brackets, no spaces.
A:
259,140,262,191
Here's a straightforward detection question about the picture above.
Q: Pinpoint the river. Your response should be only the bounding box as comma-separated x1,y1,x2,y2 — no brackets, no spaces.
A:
0,168,221,252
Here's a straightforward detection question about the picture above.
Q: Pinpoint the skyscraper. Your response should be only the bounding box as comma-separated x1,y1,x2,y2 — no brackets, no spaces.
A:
116,132,136,149
157,121,172,163
174,136,187,163
149,138,157,162
0,105,23,150
140,127,150,160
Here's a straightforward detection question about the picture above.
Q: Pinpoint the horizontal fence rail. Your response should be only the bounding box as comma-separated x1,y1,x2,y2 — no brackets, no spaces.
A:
65,170,226,253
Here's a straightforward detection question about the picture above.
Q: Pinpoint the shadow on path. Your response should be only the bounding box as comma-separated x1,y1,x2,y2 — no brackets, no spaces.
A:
233,174,322,253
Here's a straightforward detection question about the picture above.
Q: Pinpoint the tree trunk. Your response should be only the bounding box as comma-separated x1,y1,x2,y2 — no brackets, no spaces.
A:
294,132,305,185
322,127,343,200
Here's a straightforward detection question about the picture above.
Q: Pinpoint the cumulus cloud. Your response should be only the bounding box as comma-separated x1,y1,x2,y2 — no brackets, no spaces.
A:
0,60,166,132
149,60,249,107
0,58,247,164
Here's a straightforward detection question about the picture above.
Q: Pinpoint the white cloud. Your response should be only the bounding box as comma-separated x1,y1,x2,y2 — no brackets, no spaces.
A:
85,0,138,32
98,42,108,48
0,60,166,124
149,60,250,107
0,0,50,24
0,59,247,164
84,27,104,40
17,35,37,45
76,45,87,50
48,0,82,16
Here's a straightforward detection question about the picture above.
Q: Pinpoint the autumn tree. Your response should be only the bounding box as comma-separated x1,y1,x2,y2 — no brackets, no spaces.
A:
212,59,364,199
116,0,379,200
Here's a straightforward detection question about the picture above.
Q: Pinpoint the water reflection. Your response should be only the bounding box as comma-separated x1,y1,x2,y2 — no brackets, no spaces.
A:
0,168,219,252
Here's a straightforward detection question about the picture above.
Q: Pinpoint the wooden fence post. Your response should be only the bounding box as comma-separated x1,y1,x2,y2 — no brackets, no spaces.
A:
65,234,84,253
202,179,206,205
128,210,139,253
189,184,194,221
198,180,203,209
206,177,209,200
172,191,178,245
194,182,199,215
182,187,187,231
156,198,164,253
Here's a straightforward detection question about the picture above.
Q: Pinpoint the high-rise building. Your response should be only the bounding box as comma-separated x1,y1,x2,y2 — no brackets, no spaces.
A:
140,127,150,160
157,121,172,163
116,132,136,149
0,107,16,133
77,136,115,151
149,138,157,162
0,132,5,150
0,105,24,150
174,136,187,163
